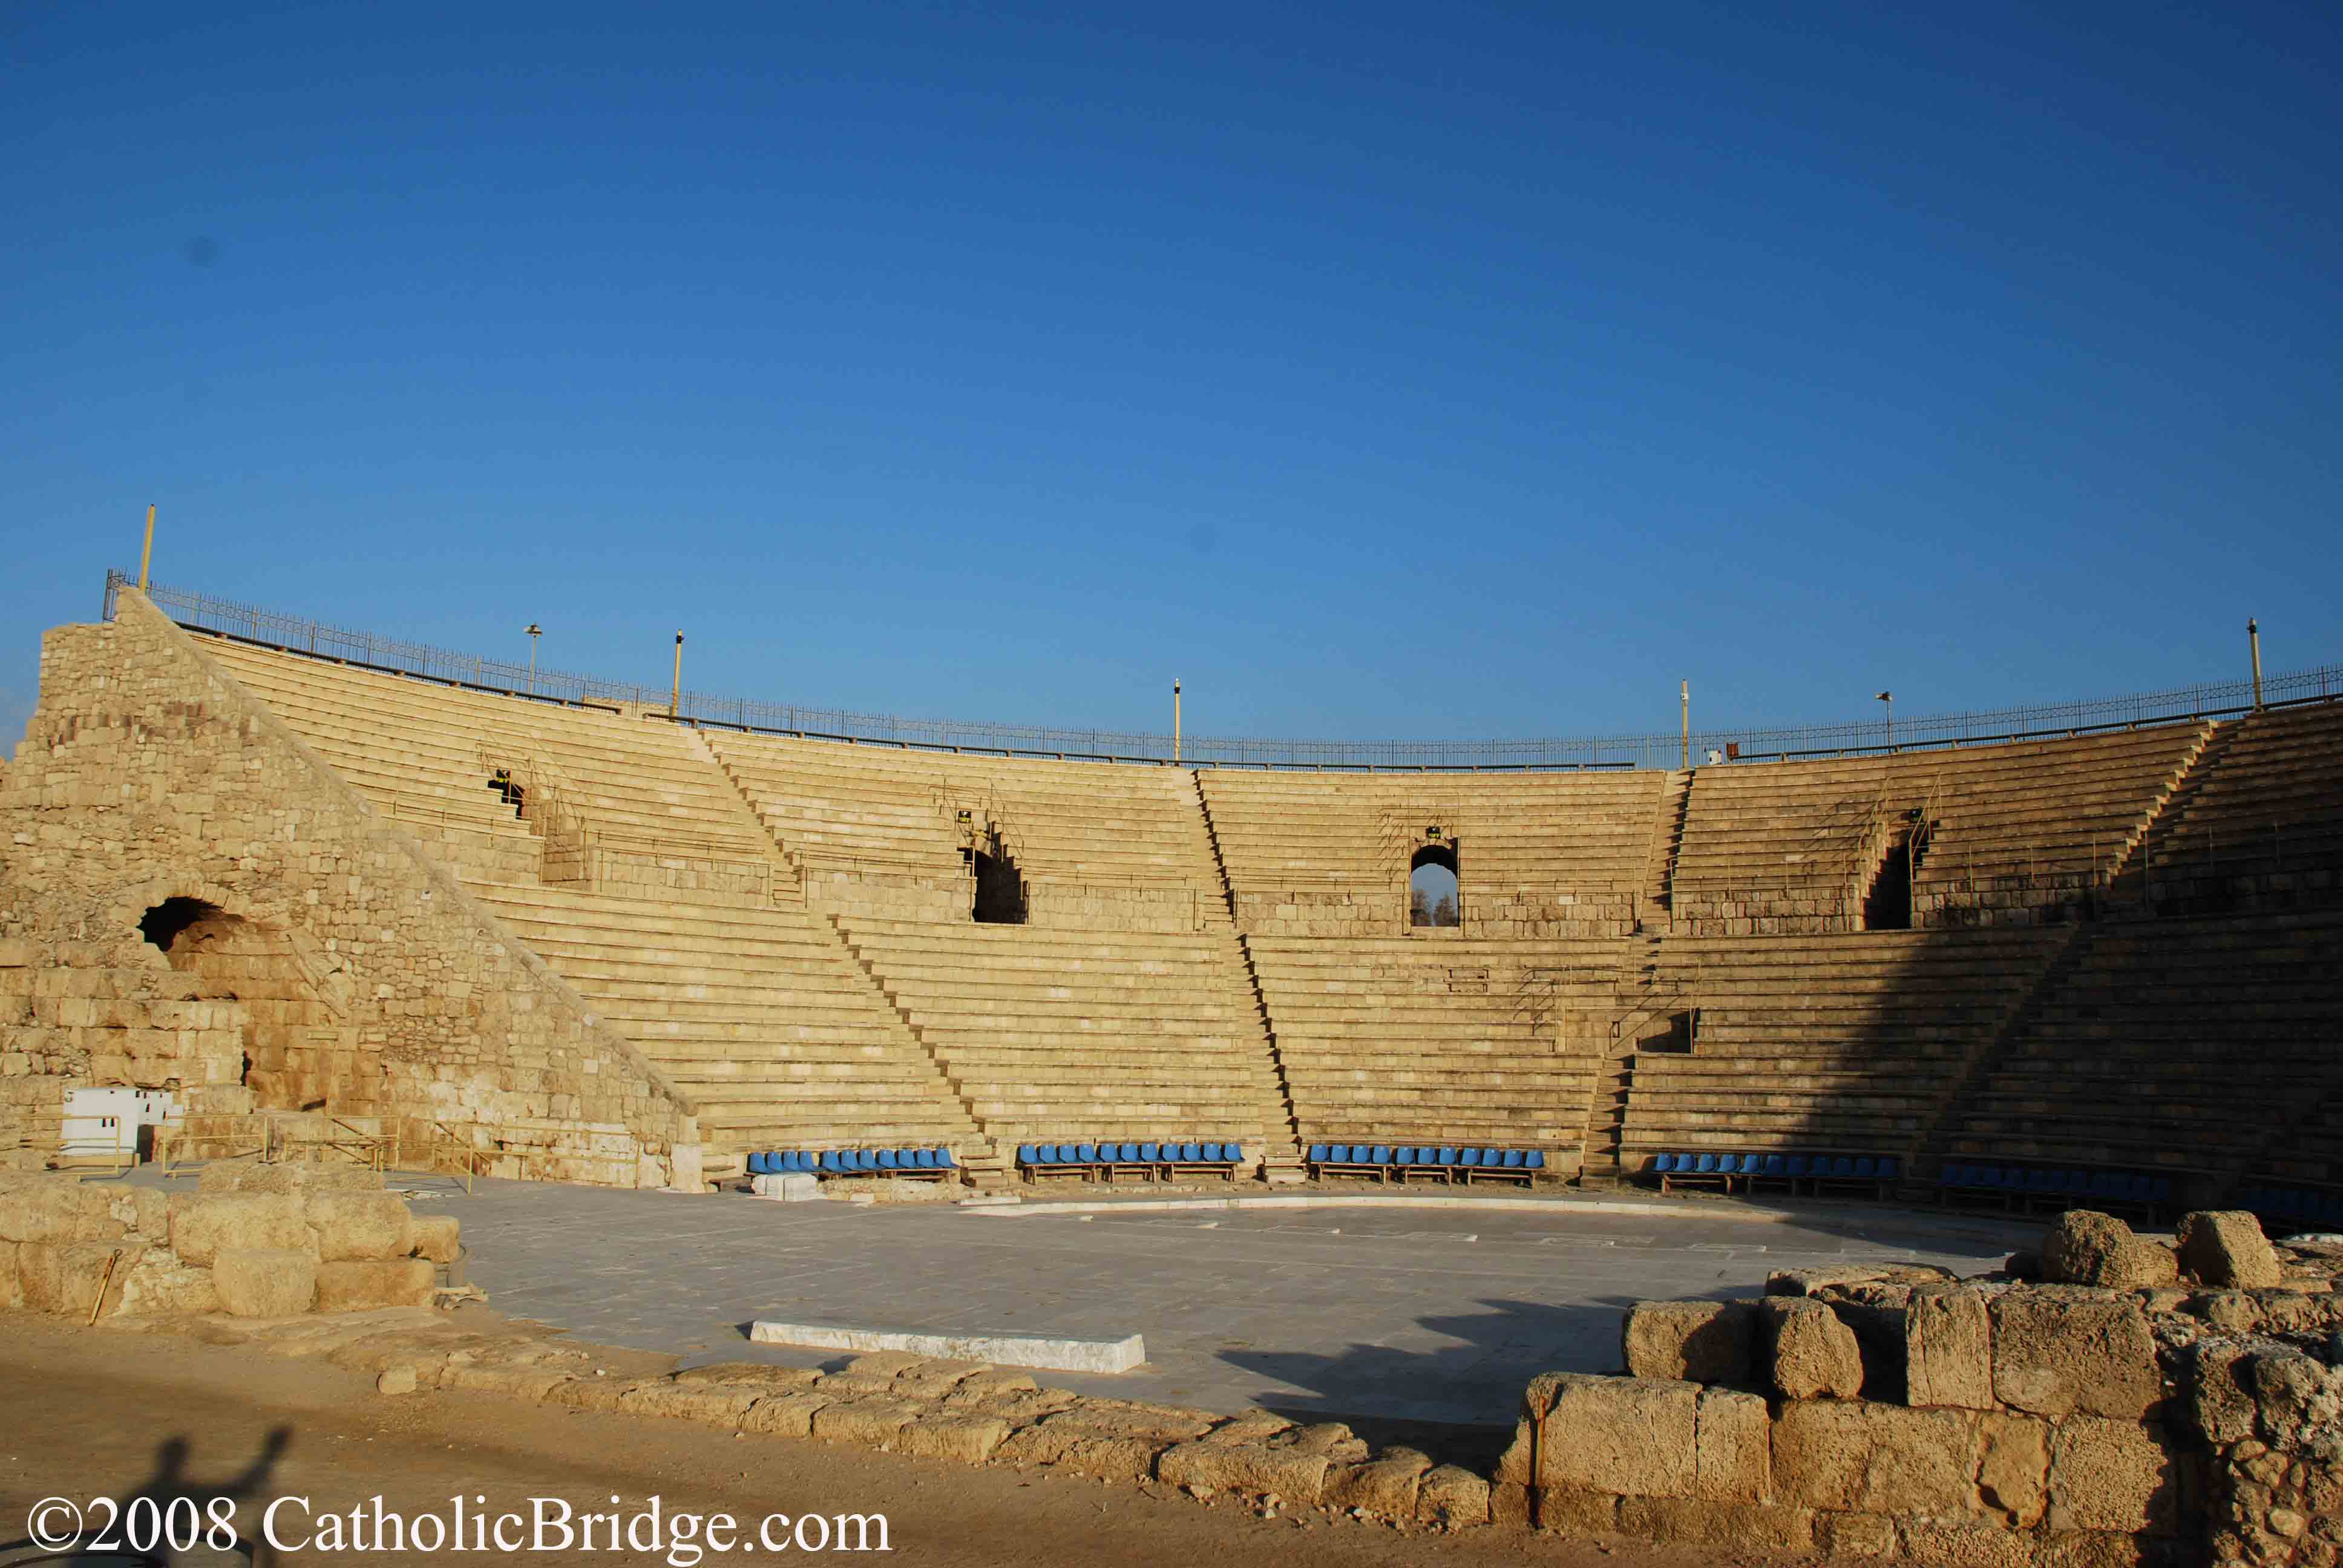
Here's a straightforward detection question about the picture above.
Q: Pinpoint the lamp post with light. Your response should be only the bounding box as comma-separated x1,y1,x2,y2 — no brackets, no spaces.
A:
1876,691,1893,750
525,624,541,694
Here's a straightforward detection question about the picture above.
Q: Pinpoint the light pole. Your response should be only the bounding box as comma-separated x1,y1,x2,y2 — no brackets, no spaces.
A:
1173,679,1182,764
2248,619,2264,710
1680,680,1690,770
137,503,157,592
670,632,685,718
525,624,541,693
1876,691,1894,750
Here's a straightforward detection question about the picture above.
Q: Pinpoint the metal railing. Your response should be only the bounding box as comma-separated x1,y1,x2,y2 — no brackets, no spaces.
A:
116,570,2343,774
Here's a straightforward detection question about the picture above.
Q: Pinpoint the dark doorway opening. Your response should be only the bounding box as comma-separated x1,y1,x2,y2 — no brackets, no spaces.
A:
1863,822,1930,931
139,896,228,955
972,846,1027,924
1410,844,1460,929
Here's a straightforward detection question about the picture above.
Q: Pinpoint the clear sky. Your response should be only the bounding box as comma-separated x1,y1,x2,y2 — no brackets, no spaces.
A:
5,2,2338,753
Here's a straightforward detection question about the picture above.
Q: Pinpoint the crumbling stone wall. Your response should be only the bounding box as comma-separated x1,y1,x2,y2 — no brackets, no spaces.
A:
1502,1210,2343,1566
0,590,700,1187
0,1166,460,1319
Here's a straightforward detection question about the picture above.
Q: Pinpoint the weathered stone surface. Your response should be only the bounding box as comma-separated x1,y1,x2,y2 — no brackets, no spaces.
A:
2176,1211,2282,1290
543,1375,648,1412
0,1240,19,1310
672,1362,824,1392
736,1392,834,1437
810,1396,923,1446
1156,1441,1329,1501
19,1240,140,1316
1532,1374,1698,1500
1324,1454,1429,1517
1694,1387,1770,1503
1767,1263,1956,1297
620,1381,766,1426
168,1194,311,1266
1909,1287,1996,1410
2185,1341,2259,1446
2046,1211,2138,1284
1900,1521,2040,1568
943,1368,1038,1403
1620,1298,1755,1385
1771,1400,1973,1515
1760,1296,1865,1400
1415,1465,1489,1527
1616,1497,1815,1552
1826,1296,1912,1404
1488,1480,1530,1528
893,1413,1010,1466
1974,1412,2050,1527
376,1364,419,1396
2048,1418,2177,1535
212,1247,316,1318
1814,1510,1899,1557
312,1258,434,1313
440,1364,575,1399
109,1249,220,1317
304,1192,412,1262
2037,1529,2153,1568
1198,1410,1293,1446
1533,1486,1618,1535
407,1213,461,1265
0,1181,127,1245
1991,1290,2163,1420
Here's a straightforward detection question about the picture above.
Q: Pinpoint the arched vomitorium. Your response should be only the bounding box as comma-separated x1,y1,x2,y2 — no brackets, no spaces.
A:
2,577,2338,1221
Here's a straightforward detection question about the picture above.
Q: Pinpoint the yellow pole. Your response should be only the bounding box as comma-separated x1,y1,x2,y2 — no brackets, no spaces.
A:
1173,679,1182,763
670,632,684,717
2249,619,2264,710
1680,680,1689,769
137,503,156,590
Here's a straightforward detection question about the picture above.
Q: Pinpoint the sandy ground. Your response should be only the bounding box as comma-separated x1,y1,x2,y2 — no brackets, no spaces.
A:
0,1311,1784,1568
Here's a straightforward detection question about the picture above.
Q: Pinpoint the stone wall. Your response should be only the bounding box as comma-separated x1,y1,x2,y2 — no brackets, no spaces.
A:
1499,1210,2343,1566
0,1166,460,1319
0,590,700,1187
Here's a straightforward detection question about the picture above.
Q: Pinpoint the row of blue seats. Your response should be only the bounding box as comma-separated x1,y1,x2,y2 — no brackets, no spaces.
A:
1018,1142,1244,1166
747,1149,958,1176
1651,1152,1900,1182
1309,1145,1546,1171
1937,1165,2171,1205
2238,1186,2343,1229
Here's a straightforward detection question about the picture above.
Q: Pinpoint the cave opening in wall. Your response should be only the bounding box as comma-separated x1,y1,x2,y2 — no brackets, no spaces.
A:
139,896,236,956
1410,843,1460,929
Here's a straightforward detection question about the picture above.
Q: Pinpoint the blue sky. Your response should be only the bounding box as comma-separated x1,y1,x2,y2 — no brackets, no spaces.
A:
5,2,2338,752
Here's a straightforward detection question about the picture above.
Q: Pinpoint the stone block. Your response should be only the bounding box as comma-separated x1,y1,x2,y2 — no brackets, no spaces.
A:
737,1393,835,1437
1415,1465,1489,1527
810,1396,923,1447
1760,1296,1865,1400
0,1181,126,1245
2046,1211,2141,1286
441,1364,575,1400
1534,1374,1698,1498
1991,1290,2162,1421
312,1259,435,1313
673,1363,824,1393
213,1247,317,1318
1616,1496,1815,1552
2037,1530,2154,1568
407,1213,460,1264
377,1365,418,1396
1694,1387,1770,1503
0,1240,18,1310
1815,1511,1899,1557
619,1381,766,1426
1771,1400,1973,1516
1156,1441,1331,1501
1533,1486,1618,1536
19,1240,140,1316
304,1192,413,1262
1899,1521,2040,1568
893,1413,1011,1466
2175,1211,2282,1290
1620,1298,1755,1385
1973,1413,2050,1527
1489,1480,1530,1528
1325,1453,1429,1517
169,1194,312,1267
2048,1419,2176,1535
1909,1288,1996,1410
2183,1341,2257,1446
544,1376,649,1413
110,1249,220,1318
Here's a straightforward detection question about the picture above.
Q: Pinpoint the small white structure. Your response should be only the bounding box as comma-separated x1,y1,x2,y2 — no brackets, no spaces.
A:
59,1086,180,1164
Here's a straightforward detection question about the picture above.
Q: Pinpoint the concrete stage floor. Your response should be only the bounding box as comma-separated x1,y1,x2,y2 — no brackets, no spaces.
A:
378,1179,2031,1432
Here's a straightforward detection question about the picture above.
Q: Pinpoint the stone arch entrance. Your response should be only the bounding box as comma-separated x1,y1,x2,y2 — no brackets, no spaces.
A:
1409,841,1460,929
135,895,359,1112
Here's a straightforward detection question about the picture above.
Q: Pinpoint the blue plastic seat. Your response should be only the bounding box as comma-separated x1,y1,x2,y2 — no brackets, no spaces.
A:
1853,1158,1876,1180
1783,1155,1807,1178
1691,1153,1714,1174
1142,1143,1163,1162
1115,1142,1136,1162
1761,1154,1787,1177
1459,1148,1481,1169
1394,1146,1415,1166
1502,1149,1525,1169
857,1150,881,1172
1653,1152,1676,1173
1225,1143,1242,1161
1176,1142,1199,1161
877,1149,900,1170
909,1149,932,1169
1526,1151,1545,1170
1739,1154,1763,1174
1367,1145,1389,1165
1436,1147,1457,1166
747,1152,769,1175
796,1152,818,1172
1306,1144,1326,1163
1878,1157,1899,1181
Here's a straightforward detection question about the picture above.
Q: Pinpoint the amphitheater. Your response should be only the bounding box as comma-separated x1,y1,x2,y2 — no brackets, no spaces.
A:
4,576,2341,1564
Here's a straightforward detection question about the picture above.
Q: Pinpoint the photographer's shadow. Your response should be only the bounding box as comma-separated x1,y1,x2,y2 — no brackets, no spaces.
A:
0,1426,291,1568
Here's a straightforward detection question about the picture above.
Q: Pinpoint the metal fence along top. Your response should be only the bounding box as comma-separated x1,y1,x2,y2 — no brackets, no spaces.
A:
114,572,2342,773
